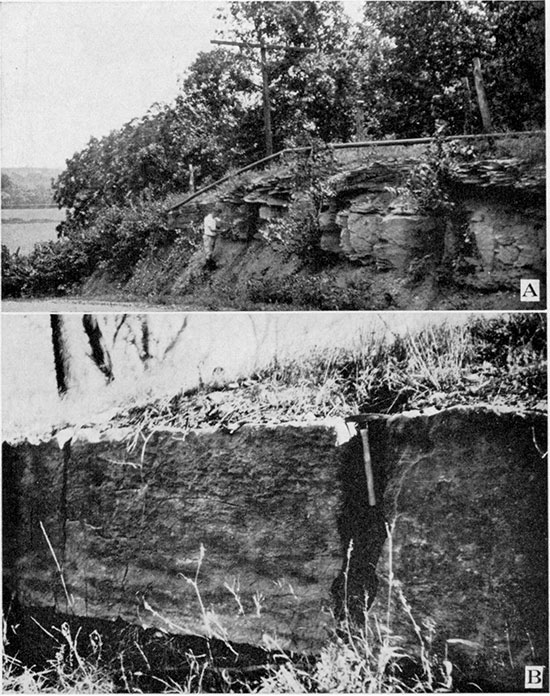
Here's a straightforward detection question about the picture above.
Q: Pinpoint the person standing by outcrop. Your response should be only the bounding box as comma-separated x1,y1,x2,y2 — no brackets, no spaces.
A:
203,207,222,268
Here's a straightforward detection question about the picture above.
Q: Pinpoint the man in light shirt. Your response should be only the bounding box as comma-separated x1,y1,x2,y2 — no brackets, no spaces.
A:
203,207,222,266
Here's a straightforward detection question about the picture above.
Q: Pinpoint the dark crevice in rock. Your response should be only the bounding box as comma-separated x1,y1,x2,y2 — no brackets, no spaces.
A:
2,443,23,577
59,439,71,566
331,417,390,621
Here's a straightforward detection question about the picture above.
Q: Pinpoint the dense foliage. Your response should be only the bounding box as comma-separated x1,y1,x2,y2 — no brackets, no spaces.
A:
52,1,544,230
2,201,172,297
217,2,357,147
356,0,544,137
356,1,494,136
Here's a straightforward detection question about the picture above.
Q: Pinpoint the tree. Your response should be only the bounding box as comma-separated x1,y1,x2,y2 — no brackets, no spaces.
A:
53,47,259,230
175,47,263,167
52,0,545,237
483,1,545,130
1,173,15,207
1,173,14,192
356,1,495,137
217,2,358,147
53,105,188,228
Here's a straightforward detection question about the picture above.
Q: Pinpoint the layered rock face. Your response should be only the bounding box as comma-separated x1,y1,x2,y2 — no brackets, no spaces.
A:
323,159,545,277
170,157,545,282
3,407,547,688
320,190,442,272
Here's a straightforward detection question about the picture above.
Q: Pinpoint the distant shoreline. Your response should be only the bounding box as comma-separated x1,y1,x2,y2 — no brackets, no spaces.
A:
2,204,58,210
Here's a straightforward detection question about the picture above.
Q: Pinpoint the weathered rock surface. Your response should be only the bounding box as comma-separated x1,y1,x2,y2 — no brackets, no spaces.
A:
169,157,545,284
3,424,342,652
463,197,545,274
335,406,547,688
327,160,545,276
346,211,441,271
3,406,547,688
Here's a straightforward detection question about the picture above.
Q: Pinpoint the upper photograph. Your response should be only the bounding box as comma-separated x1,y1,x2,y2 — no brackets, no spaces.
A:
1,1,545,312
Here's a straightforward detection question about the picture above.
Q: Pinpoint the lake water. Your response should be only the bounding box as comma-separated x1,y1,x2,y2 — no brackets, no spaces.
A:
1,207,66,254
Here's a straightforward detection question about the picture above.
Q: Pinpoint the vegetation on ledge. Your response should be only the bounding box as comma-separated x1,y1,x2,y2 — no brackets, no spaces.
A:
112,313,546,439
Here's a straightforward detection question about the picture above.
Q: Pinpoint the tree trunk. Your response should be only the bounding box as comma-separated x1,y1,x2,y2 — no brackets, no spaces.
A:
472,57,493,133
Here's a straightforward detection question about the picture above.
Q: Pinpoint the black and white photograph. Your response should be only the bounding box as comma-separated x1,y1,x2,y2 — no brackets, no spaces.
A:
2,311,548,692
1,1,545,311
1,1,547,694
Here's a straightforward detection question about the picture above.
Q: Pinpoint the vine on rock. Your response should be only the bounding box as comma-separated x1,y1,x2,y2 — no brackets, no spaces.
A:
260,139,338,267
403,124,479,278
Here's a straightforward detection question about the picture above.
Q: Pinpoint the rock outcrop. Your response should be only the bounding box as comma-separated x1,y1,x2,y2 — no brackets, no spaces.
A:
169,156,545,284
335,407,547,688
4,406,547,690
3,424,342,653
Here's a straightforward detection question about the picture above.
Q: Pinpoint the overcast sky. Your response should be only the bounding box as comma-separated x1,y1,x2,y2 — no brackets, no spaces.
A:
1,1,362,170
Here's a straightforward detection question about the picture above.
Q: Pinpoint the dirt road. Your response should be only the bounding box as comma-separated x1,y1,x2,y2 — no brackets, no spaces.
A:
2,297,206,313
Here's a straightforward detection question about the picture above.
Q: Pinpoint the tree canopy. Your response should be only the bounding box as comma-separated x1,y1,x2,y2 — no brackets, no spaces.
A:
53,1,545,227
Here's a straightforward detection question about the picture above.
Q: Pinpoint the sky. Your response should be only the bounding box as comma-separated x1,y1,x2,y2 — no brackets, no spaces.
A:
1,1,363,170
3,311,474,441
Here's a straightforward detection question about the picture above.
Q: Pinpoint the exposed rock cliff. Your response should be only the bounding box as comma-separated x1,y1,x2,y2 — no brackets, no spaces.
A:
162,154,545,309
4,406,547,691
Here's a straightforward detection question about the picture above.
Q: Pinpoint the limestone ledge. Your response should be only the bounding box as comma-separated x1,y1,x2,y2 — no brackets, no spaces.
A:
13,402,546,450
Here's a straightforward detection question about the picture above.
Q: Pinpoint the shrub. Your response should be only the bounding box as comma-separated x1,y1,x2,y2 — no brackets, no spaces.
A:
468,312,546,363
22,232,102,296
89,201,175,281
246,274,372,310
259,198,323,264
260,146,338,269
125,224,203,298
1,246,31,298
2,200,176,297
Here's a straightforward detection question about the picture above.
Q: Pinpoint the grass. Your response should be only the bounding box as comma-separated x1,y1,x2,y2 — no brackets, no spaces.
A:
257,533,455,694
3,624,115,693
3,531,461,694
114,313,546,439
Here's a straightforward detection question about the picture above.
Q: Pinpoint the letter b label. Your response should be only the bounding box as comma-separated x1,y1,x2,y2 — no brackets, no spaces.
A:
525,666,545,689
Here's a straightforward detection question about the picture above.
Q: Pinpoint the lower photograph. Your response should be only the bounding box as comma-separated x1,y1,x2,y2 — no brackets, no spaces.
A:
2,311,547,693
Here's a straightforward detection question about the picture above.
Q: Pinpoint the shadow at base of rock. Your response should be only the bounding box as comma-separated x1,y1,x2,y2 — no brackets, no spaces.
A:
3,602,310,693
4,600,533,693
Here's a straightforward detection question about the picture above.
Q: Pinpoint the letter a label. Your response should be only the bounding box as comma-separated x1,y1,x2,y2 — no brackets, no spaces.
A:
520,279,541,302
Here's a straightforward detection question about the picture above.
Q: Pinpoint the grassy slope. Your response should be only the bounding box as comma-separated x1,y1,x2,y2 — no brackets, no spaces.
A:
113,313,546,438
